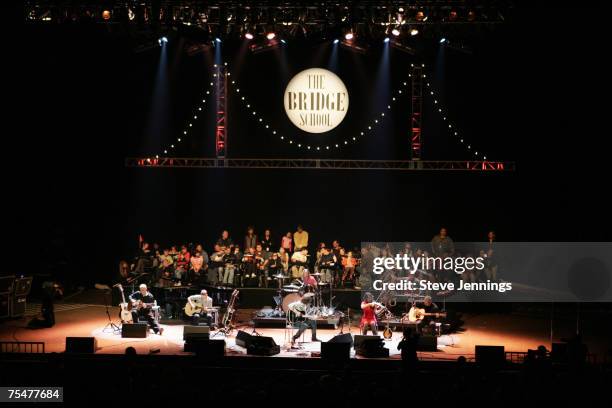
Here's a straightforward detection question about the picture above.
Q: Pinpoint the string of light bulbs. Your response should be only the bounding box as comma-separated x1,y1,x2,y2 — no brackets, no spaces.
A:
152,80,214,160
424,76,489,161
228,67,412,152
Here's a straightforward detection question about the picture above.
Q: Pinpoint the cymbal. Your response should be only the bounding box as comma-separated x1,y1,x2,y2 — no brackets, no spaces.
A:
310,273,322,276
283,284,301,289
282,289,298,293
273,274,289,279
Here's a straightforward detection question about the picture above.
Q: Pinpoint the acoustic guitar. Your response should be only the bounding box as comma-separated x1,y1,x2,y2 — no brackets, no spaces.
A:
406,306,446,322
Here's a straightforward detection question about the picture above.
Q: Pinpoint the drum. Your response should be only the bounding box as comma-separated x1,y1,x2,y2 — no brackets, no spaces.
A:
281,293,302,313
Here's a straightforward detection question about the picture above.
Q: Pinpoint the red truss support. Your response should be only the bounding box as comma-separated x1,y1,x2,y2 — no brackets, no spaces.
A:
215,64,228,158
411,65,423,160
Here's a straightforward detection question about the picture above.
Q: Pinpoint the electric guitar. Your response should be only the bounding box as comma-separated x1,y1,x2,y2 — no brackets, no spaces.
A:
406,306,447,322
116,284,133,323
221,289,239,329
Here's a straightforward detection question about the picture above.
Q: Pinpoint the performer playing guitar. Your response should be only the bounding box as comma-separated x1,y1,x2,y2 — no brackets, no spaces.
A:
129,284,163,335
288,293,320,344
184,289,214,325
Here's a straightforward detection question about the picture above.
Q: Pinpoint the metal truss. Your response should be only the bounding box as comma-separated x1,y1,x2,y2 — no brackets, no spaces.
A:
215,64,228,158
411,65,423,160
126,158,514,171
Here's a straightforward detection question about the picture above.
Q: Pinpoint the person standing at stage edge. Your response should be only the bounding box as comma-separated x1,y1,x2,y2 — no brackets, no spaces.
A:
294,225,309,251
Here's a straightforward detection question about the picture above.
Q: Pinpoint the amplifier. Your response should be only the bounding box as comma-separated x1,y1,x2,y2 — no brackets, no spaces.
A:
10,296,27,318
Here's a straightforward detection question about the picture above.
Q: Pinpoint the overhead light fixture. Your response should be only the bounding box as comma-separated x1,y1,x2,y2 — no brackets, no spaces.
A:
391,28,400,36
266,32,276,40
245,32,254,40
344,31,354,40
410,28,419,36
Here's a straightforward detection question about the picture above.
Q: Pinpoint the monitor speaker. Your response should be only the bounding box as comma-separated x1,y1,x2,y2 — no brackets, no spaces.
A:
235,330,253,348
353,335,381,349
416,335,438,351
183,325,210,341
121,323,148,338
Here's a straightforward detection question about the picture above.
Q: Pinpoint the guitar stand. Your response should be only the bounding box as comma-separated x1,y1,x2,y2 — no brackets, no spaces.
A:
103,303,121,334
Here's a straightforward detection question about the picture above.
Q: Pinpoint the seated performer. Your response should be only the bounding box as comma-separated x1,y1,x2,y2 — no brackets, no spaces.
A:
129,284,163,335
186,289,214,325
288,293,320,344
360,292,381,336
413,295,441,331
302,269,318,292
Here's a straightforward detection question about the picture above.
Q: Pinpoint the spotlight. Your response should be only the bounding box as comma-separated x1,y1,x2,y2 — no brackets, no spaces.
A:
158,36,168,45
384,37,390,43
440,37,447,44
280,39,286,44
391,28,400,36
333,38,339,44
215,37,222,43
245,32,254,40
344,32,354,40
266,32,276,40
410,28,419,36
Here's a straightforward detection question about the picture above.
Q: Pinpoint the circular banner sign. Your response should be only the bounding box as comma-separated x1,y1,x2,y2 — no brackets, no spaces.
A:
283,68,349,133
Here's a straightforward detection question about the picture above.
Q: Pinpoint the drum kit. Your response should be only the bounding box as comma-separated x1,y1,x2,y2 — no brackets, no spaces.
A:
271,271,337,318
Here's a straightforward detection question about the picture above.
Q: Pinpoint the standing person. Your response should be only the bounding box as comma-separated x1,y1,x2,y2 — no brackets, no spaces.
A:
318,247,337,284
293,225,309,250
279,247,289,274
260,229,274,253
244,226,258,252
341,251,358,287
281,232,293,253
189,251,205,284
291,248,309,279
431,227,455,257
216,230,233,249
360,292,380,335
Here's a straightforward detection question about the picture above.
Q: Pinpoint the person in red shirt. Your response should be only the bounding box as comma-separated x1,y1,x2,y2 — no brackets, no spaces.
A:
360,292,381,335
301,269,318,291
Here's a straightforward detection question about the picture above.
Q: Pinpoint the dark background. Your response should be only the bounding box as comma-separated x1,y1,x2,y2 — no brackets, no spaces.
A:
16,3,610,286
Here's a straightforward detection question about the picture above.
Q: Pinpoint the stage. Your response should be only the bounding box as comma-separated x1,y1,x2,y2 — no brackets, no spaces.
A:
2,301,594,361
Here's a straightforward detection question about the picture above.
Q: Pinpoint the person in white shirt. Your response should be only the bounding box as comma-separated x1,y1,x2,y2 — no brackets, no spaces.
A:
291,248,308,279
187,289,214,325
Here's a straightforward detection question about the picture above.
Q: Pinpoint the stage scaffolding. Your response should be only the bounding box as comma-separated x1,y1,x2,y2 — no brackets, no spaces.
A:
126,158,514,171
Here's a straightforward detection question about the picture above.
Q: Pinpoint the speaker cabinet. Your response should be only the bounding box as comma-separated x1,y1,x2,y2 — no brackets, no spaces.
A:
0,293,10,318
66,337,97,354
353,335,381,349
121,323,148,338
416,335,438,351
10,296,27,318
235,330,253,348
183,325,210,341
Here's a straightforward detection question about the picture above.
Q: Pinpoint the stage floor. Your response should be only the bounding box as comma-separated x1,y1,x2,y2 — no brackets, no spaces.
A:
3,302,597,361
